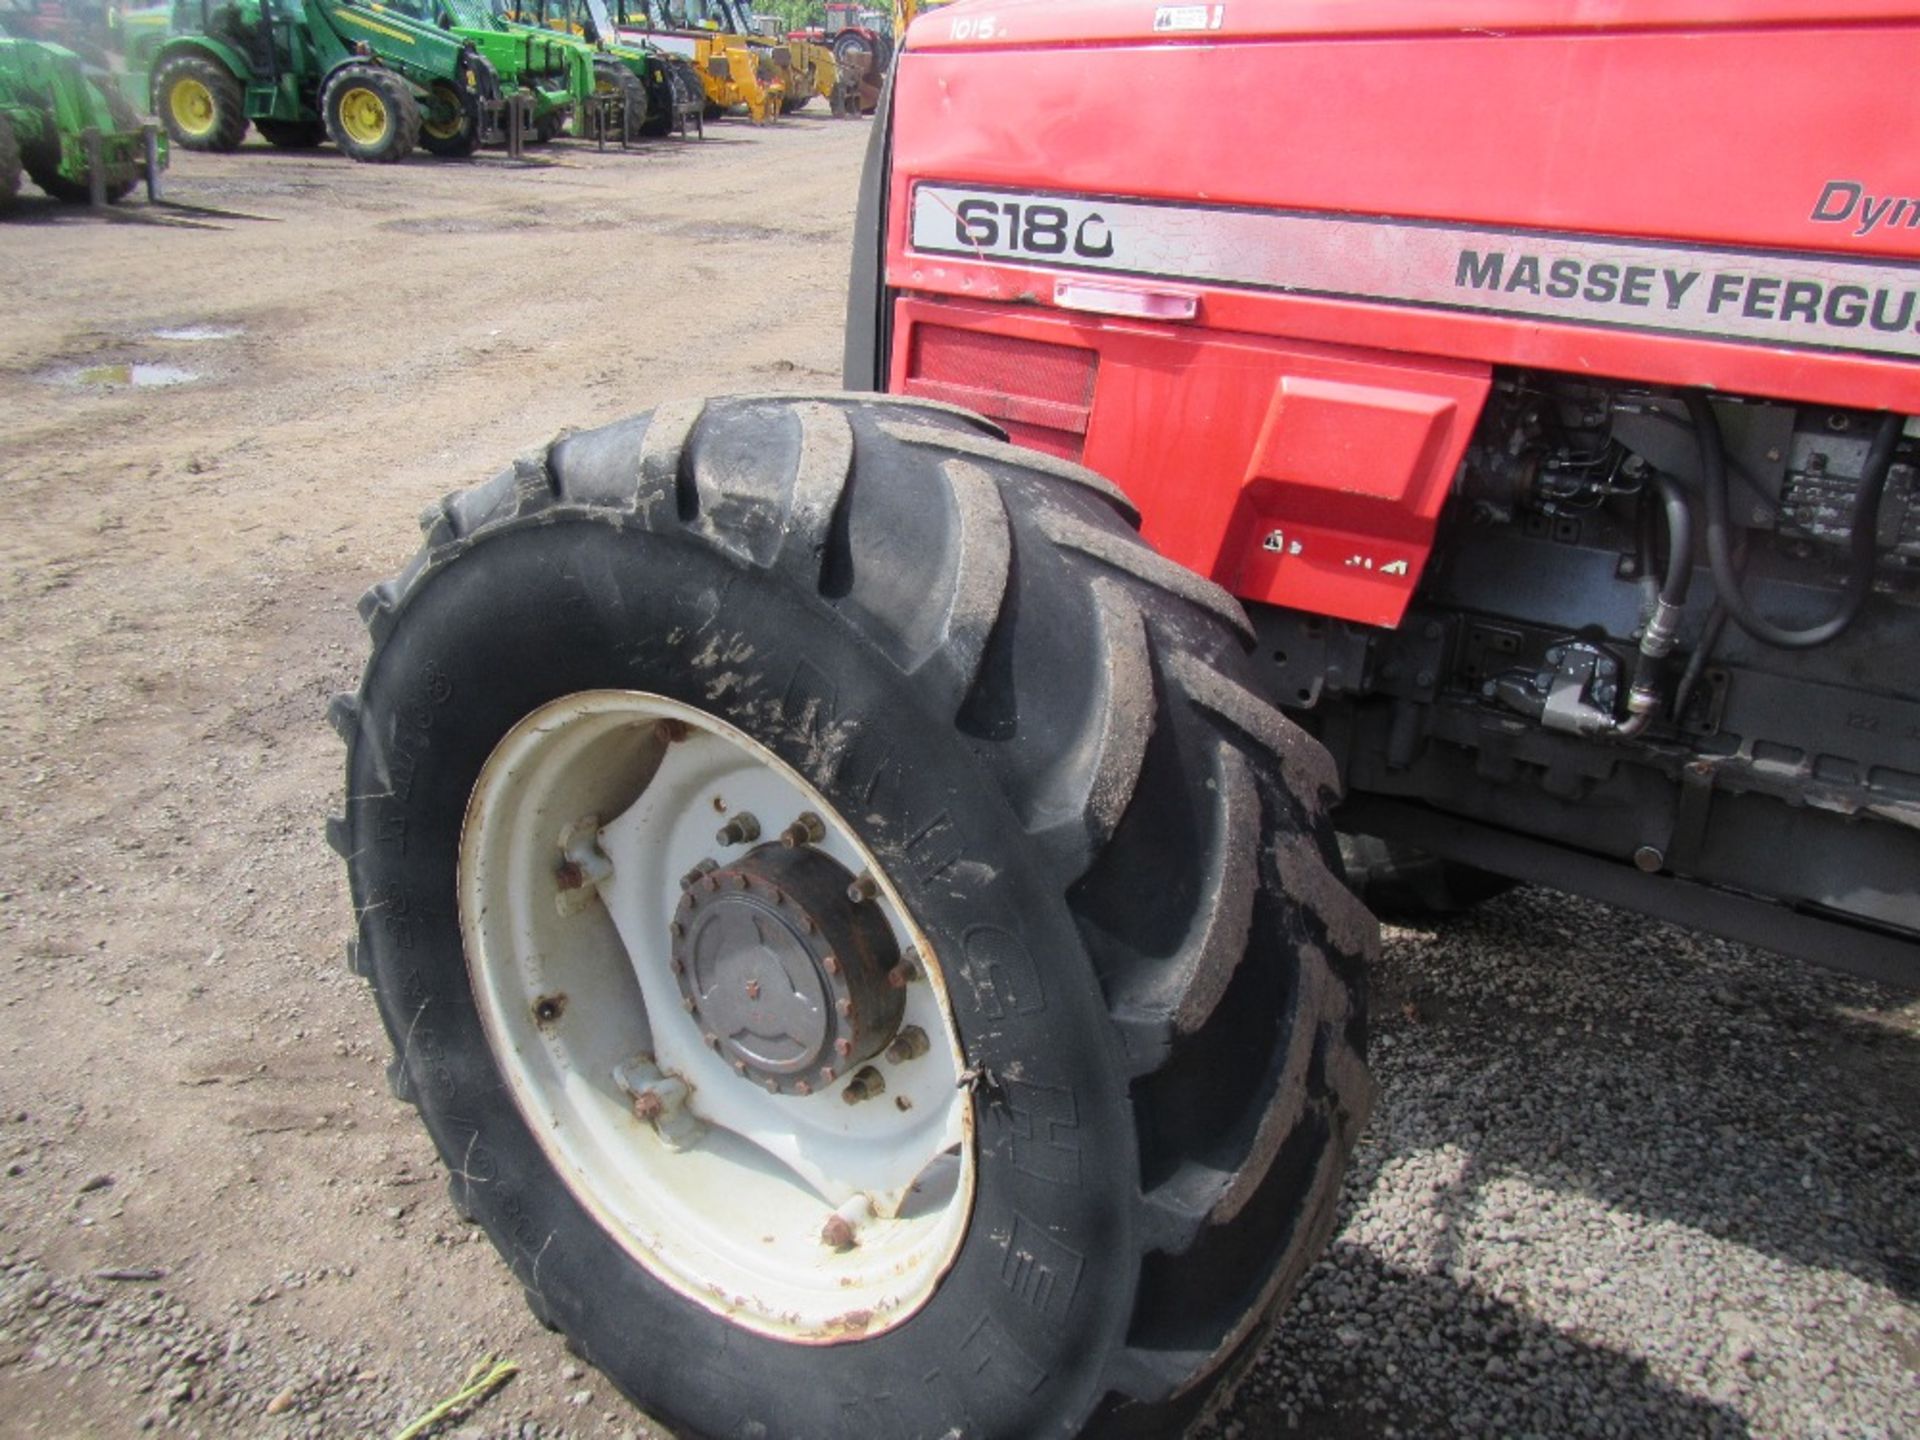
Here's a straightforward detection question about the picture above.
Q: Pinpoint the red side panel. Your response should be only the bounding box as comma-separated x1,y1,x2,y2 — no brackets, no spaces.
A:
890,297,1489,627
879,7,1920,625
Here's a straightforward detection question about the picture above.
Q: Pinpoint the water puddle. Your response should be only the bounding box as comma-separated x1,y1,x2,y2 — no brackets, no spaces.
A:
51,362,201,389
150,324,245,342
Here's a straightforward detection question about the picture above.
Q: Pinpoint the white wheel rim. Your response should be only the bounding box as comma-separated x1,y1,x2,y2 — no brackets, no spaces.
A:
460,691,974,1342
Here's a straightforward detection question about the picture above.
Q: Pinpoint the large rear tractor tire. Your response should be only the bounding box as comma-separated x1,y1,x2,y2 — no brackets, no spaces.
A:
0,115,21,212
1338,834,1515,922
329,395,1374,1439
591,60,646,140
154,53,248,151
419,77,482,158
253,118,326,148
321,64,419,164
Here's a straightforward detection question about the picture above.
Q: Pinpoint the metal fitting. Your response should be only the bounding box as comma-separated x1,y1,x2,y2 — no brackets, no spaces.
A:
885,1025,930,1065
680,858,718,891
820,1193,871,1250
841,1065,885,1104
778,811,826,848
845,870,879,904
715,812,760,846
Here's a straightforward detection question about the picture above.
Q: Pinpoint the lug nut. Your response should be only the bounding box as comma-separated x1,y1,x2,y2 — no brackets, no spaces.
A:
820,1194,871,1250
885,1025,930,1065
653,717,691,745
680,858,718,890
779,811,826,848
833,1037,854,1057
841,1066,886,1104
886,951,919,988
846,871,879,904
716,812,760,846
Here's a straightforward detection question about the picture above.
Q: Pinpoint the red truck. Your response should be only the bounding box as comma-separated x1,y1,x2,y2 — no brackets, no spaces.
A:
330,2,1920,1435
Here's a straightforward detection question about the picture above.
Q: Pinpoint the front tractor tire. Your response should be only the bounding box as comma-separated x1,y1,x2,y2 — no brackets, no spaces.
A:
419,78,482,158
330,395,1374,1438
321,64,420,164
154,53,248,151
591,60,647,140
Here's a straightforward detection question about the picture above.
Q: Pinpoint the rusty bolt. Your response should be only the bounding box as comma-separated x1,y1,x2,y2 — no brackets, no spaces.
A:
895,1095,914,1112
631,1091,665,1122
886,952,919,989
793,1080,812,1096
818,1065,837,1084
835,998,853,1018
669,920,684,939
704,1032,721,1051
820,1214,857,1250
779,811,826,849
745,979,762,1001
554,859,587,892
733,1060,749,1076
841,1065,885,1104
681,996,696,1012
716,812,761,846
763,1079,780,1094
845,871,879,904
821,953,840,976
653,717,692,745
885,1025,930,1065
532,995,565,1026
680,858,718,891
834,1037,854,1058
670,958,685,976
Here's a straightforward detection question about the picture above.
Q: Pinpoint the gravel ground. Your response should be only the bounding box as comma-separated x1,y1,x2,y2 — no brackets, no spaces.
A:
1199,890,1920,1440
1,115,1916,1440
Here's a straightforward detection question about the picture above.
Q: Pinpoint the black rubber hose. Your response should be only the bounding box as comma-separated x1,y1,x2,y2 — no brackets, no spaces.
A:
1652,471,1693,610
1686,393,1901,650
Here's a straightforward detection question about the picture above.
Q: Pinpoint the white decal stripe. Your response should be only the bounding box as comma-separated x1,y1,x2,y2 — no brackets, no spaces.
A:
908,183,1920,362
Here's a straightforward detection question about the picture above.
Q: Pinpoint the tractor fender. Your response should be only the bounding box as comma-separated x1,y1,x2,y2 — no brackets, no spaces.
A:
150,36,253,98
317,55,429,103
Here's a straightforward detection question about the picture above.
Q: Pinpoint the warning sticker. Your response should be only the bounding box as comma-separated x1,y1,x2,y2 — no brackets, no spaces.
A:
1152,5,1222,32
909,182,1920,362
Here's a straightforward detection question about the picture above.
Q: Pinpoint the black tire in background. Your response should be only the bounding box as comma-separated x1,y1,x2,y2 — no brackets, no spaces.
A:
418,78,482,158
1339,834,1515,922
0,114,21,211
152,52,248,151
330,395,1375,1439
320,63,420,164
591,60,646,140
253,117,326,148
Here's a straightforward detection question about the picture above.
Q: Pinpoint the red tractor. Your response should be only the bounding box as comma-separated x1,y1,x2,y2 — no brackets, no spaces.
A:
330,1,1920,1435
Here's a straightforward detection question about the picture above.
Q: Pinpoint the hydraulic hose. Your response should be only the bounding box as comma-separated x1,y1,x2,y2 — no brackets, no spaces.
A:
1686,392,1902,650
1615,470,1696,737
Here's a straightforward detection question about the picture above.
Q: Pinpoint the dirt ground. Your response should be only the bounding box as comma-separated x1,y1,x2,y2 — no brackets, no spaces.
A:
1,116,1916,1440
0,117,859,1438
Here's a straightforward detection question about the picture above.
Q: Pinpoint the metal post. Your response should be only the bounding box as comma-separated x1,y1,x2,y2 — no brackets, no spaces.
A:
506,93,524,160
143,123,163,202
84,128,106,209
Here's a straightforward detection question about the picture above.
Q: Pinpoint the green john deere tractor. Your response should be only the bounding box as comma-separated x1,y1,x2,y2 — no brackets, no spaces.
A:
0,34,163,209
151,0,506,162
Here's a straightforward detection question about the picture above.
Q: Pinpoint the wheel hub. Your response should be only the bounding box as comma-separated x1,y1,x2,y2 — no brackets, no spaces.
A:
673,845,904,1094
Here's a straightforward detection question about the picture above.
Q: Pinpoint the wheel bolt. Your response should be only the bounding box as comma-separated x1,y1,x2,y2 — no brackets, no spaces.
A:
653,717,691,745
845,870,879,904
885,1025,930,1065
715,812,760,846
680,858,718,891
841,1065,885,1104
818,1065,837,1083
887,952,919,989
834,1037,853,1057
779,811,825,848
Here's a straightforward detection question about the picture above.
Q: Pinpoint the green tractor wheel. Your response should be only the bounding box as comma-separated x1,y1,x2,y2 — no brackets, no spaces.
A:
591,59,645,140
154,53,248,151
0,115,20,213
532,109,564,144
321,64,420,164
419,77,482,158
22,71,141,203
254,118,327,148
